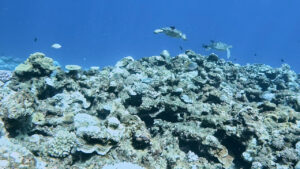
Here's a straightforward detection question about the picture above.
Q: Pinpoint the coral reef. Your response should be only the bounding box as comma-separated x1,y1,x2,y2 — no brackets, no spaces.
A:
14,52,56,78
0,70,12,83
0,51,299,168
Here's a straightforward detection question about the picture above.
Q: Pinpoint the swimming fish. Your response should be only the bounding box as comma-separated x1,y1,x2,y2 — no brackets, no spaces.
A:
154,26,187,40
179,46,183,51
51,43,62,49
34,37,38,42
203,40,232,59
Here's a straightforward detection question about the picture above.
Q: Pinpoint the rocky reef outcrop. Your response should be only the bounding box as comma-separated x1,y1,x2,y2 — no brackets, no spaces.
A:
0,51,299,169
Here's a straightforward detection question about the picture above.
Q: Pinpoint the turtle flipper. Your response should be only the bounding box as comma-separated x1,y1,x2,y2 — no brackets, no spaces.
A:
226,48,231,59
154,29,164,34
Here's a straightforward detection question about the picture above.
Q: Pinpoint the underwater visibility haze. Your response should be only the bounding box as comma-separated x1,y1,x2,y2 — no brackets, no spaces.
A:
0,1,300,169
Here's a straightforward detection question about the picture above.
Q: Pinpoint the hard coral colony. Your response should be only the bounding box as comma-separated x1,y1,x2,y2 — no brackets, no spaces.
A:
0,50,299,168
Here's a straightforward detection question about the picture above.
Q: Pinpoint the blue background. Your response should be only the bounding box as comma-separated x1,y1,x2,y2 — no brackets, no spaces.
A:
0,0,299,72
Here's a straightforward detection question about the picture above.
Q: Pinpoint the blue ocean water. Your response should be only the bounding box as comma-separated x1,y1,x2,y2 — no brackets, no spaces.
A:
0,0,299,72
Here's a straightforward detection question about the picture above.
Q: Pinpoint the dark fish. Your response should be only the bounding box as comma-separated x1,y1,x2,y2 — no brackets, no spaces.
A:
34,37,38,42
202,44,209,49
170,26,176,30
254,53,257,56
179,46,183,51
280,59,285,63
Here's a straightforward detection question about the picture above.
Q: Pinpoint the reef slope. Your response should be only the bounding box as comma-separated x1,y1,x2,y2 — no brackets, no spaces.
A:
0,51,299,169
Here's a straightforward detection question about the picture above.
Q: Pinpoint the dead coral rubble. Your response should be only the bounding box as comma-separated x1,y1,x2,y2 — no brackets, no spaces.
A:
0,51,299,169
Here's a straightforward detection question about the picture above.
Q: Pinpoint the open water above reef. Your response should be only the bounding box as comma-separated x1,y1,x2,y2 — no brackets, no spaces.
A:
1,0,300,73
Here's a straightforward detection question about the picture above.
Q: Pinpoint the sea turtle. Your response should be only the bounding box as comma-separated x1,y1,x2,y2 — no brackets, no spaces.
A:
203,40,232,59
154,26,187,40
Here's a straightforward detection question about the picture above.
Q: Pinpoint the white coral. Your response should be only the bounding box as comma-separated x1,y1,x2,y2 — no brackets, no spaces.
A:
102,162,145,169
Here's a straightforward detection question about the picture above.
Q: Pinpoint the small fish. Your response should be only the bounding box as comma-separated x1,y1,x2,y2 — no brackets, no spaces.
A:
51,43,62,49
203,40,232,59
34,37,38,42
179,46,183,51
280,59,285,63
254,53,257,56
